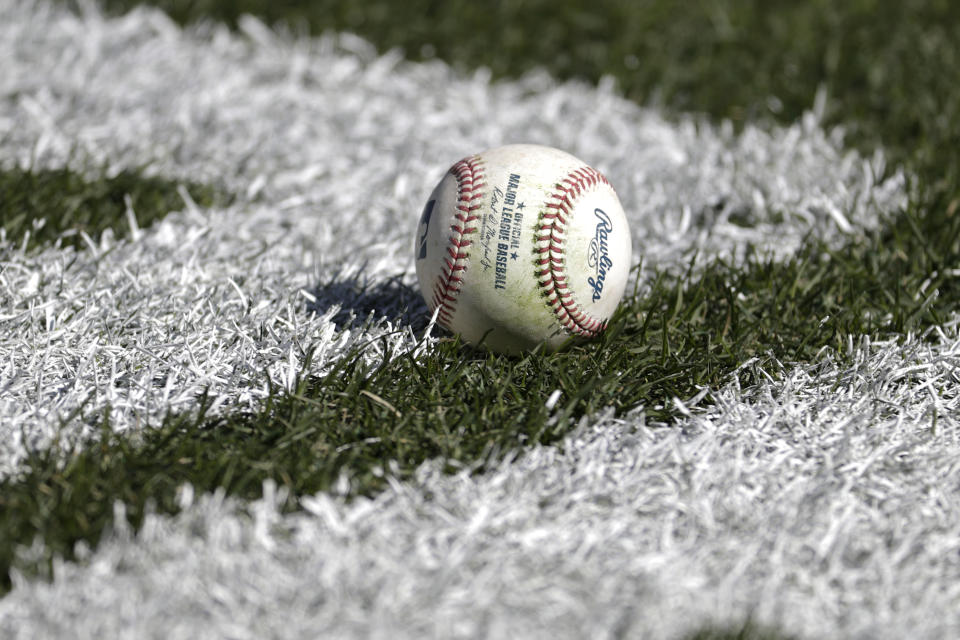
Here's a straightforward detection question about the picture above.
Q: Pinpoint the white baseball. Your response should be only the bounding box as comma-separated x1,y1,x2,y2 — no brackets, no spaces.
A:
415,144,632,354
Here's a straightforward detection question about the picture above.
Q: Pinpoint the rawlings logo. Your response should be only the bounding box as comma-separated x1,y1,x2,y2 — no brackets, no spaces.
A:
586,208,614,302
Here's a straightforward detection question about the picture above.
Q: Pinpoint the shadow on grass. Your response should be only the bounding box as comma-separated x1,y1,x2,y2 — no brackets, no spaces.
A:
305,270,430,332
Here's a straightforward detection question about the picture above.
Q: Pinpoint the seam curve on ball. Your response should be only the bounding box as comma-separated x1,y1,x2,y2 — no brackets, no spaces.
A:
430,155,485,328
536,166,610,338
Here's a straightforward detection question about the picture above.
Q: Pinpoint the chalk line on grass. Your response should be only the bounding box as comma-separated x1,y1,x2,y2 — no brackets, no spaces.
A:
0,0,907,473
1,328,958,639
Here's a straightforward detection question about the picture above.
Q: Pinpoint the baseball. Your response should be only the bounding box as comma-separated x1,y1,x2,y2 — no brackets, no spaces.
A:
415,144,632,354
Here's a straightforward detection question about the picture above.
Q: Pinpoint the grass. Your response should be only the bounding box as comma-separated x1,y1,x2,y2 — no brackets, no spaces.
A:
87,0,960,170
0,165,227,252
3,0,960,635
3,185,958,591
687,622,797,640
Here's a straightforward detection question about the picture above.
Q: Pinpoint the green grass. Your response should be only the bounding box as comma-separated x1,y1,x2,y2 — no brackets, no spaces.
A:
91,0,960,171
0,165,227,252
3,185,958,590
686,622,797,640
3,1,960,636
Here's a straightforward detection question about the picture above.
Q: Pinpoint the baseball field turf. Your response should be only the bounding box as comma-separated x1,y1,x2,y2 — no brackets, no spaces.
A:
1,1,958,637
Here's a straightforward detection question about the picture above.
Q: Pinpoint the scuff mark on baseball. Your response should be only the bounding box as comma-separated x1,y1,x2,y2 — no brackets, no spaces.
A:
415,144,632,354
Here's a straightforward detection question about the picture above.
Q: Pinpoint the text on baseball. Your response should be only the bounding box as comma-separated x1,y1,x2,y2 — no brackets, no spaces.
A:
586,208,614,302
493,173,522,290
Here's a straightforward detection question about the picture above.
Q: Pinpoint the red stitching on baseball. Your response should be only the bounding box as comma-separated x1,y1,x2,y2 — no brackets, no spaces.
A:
536,166,612,338
429,156,485,330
